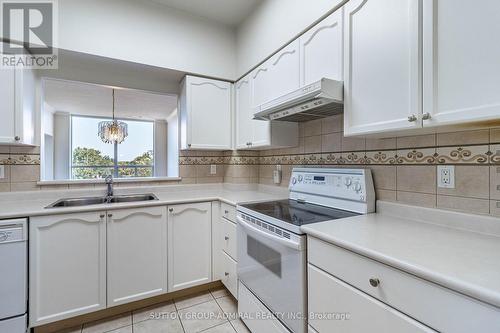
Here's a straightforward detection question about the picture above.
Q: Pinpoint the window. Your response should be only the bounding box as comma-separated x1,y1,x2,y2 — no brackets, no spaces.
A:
71,115,154,179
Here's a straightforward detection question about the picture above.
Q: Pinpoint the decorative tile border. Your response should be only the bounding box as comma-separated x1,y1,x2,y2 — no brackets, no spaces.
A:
179,145,495,166
0,154,40,165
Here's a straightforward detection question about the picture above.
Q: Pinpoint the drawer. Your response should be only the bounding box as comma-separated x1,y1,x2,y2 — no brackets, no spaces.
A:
220,217,237,260
221,202,236,222
221,251,237,299
308,264,435,333
238,281,289,333
308,237,500,333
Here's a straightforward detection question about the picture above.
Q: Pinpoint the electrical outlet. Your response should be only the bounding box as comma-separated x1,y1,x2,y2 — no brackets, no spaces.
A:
0,165,4,179
437,165,455,188
210,165,217,175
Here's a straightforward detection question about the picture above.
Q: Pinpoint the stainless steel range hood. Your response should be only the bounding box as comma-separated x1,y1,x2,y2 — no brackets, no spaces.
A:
253,78,343,122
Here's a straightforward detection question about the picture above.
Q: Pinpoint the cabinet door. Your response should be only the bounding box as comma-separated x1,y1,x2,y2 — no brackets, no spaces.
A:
300,9,343,86
107,206,168,306
252,40,300,108
0,68,16,143
344,0,421,136
235,76,254,149
183,76,232,150
168,202,212,291
236,74,271,149
422,0,500,126
29,212,106,326
308,265,435,333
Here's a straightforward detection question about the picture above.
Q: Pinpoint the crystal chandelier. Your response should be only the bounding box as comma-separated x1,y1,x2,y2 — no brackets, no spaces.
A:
98,89,128,144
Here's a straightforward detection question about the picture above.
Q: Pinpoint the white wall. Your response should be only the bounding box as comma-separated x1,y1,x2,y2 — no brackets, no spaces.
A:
236,0,346,77
154,120,168,177
57,0,237,80
53,112,71,180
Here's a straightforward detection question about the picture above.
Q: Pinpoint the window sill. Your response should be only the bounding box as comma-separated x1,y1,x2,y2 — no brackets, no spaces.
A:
37,177,182,186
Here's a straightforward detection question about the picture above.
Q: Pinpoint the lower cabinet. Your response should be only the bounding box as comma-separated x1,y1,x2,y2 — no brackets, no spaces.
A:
220,251,237,297
308,264,435,333
167,202,213,291
29,212,107,326
107,206,168,306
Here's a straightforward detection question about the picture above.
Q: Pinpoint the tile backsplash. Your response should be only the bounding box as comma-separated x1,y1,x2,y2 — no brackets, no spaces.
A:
2,115,500,217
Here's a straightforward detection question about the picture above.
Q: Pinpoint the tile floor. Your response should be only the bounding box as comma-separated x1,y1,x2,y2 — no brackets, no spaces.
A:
56,287,250,333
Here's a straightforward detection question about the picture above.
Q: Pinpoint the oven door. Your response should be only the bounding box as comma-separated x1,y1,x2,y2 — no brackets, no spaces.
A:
237,215,307,333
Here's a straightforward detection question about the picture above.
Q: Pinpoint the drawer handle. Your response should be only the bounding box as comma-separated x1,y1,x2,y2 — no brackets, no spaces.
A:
224,210,229,214
369,278,380,288
224,272,229,276
224,236,229,241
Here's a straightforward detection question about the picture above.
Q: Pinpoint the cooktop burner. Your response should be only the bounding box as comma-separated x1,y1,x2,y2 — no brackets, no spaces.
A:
240,199,360,227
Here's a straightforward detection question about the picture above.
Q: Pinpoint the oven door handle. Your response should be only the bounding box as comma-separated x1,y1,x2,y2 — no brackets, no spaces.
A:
237,216,303,251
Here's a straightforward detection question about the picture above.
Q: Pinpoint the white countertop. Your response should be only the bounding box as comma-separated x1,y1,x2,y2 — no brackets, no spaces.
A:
0,183,288,219
301,201,500,309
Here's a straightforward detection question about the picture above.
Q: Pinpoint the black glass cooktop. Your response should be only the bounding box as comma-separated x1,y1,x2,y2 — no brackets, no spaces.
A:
241,200,360,227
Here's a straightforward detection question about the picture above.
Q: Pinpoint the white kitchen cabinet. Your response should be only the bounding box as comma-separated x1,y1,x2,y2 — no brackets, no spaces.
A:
107,206,168,306
251,40,301,109
220,251,237,298
308,264,435,333
343,0,422,136
179,75,232,150
235,74,298,150
167,202,212,291
300,9,343,86
0,63,37,145
29,212,107,326
422,0,500,127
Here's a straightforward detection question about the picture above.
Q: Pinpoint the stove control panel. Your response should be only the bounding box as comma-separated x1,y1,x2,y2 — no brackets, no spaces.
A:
289,168,375,213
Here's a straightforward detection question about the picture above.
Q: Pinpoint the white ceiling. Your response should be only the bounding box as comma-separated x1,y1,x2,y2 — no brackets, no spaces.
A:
44,79,178,121
150,0,262,26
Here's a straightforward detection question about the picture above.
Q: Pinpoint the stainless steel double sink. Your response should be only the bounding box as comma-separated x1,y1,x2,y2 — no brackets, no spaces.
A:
45,193,158,208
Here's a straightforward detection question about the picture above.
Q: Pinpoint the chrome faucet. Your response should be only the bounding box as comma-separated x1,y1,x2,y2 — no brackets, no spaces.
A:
105,175,114,202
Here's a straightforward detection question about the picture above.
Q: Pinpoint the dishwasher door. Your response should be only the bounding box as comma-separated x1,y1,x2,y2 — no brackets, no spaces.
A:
0,219,27,320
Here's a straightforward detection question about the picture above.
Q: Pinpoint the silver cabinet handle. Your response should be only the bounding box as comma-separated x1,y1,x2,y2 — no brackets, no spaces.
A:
108,214,113,218
14,136,20,141
422,112,432,120
224,210,229,214
407,115,417,122
169,208,174,213
369,278,380,287
187,144,192,148
224,236,229,240
100,214,105,219
224,272,229,276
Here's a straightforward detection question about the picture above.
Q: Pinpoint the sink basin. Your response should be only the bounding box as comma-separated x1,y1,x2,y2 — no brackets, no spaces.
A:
46,194,158,208
109,194,158,203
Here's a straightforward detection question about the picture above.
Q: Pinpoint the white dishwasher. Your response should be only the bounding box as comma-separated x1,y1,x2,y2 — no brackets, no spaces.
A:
0,219,27,333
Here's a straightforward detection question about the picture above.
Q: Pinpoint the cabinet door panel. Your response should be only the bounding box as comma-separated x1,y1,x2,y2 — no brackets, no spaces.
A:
252,41,300,108
184,76,232,150
29,212,106,326
235,77,254,149
344,0,421,136
168,202,212,291
107,207,168,306
0,68,16,143
301,9,343,86
423,0,500,126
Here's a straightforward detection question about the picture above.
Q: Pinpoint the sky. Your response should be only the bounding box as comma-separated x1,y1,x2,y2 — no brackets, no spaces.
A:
72,116,154,161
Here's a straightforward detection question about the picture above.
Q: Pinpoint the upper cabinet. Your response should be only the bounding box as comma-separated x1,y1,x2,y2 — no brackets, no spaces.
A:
180,75,232,150
235,74,298,150
251,40,301,108
0,66,37,145
343,0,421,136
422,0,500,127
300,9,344,86
344,0,500,136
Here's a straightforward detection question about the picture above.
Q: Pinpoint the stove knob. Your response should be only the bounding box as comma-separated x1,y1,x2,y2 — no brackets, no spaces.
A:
291,177,297,185
354,183,362,193
344,177,352,187
298,175,303,182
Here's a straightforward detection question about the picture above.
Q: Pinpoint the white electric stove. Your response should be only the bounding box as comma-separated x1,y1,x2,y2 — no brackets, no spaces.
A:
237,168,375,333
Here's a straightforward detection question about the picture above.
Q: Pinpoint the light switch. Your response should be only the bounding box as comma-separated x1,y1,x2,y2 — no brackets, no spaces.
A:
210,165,217,175
437,165,455,189
0,165,4,179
